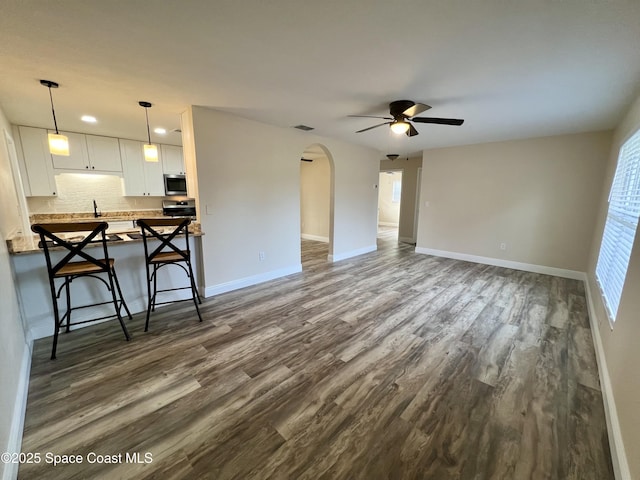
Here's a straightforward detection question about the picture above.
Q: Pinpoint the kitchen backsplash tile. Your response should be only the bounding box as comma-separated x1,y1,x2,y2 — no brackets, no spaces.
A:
27,173,161,214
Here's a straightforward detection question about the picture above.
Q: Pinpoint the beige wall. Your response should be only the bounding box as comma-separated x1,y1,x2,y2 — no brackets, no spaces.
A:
380,156,422,242
378,171,401,225
0,108,29,479
587,91,640,479
187,106,379,293
300,157,330,241
417,131,612,272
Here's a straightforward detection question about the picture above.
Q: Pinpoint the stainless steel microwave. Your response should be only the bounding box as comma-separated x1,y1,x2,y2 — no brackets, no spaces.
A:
164,174,187,196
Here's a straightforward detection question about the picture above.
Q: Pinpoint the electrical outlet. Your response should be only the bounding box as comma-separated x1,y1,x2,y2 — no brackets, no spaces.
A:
500,242,507,251
259,251,266,261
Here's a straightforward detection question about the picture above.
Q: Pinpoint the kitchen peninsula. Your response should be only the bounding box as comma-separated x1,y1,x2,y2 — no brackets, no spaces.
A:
7,211,203,342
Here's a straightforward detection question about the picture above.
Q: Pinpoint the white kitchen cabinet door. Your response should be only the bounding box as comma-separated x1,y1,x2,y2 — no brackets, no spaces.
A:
17,126,57,196
50,131,89,170
85,135,122,172
120,139,164,196
161,144,185,174
145,153,165,196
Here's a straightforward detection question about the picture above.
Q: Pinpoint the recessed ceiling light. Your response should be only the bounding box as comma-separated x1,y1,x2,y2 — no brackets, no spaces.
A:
154,127,167,135
81,115,97,123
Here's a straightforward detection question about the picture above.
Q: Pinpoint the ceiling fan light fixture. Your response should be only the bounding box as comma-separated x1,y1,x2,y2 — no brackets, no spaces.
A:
139,101,158,162
390,121,410,135
40,79,69,156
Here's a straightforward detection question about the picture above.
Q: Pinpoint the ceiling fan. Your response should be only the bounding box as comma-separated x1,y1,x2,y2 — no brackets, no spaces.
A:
349,100,464,137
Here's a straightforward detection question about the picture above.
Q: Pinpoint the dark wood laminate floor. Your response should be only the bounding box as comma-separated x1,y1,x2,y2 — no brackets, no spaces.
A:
19,228,614,479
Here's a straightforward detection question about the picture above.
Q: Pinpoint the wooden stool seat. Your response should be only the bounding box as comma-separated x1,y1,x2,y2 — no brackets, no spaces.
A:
55,258,114,277
148,250,189,264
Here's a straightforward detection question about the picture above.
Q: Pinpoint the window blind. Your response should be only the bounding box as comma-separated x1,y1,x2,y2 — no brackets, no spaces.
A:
596,128,640,321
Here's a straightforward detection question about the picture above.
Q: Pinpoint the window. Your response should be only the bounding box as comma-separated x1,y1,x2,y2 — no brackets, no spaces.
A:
596,128,640,322
392,180,402,203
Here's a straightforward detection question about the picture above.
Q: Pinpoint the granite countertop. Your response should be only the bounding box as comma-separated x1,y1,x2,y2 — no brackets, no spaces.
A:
7,210,202,255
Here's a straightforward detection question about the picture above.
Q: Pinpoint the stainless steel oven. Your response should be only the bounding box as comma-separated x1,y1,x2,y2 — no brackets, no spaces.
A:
162,198,196,218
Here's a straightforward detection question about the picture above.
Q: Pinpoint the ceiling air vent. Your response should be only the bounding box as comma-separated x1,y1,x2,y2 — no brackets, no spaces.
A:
293,125,314,131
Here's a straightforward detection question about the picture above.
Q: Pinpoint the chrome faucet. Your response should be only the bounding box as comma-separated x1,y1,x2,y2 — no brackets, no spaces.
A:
93,200,102,218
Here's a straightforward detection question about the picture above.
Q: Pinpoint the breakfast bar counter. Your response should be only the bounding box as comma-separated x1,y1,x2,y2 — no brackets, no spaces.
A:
7,211,204,341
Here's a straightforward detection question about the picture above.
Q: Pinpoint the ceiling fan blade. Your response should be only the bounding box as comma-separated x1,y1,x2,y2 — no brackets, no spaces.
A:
412,117,464,126
356,122,392,133
406,123,419,137
348,115,393,120
403,103,431,118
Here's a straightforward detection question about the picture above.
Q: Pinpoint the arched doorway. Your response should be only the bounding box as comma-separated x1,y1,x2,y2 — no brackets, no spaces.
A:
300,144,334,268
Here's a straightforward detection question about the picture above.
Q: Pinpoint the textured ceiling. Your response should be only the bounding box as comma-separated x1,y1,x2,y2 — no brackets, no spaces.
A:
0,1,639,157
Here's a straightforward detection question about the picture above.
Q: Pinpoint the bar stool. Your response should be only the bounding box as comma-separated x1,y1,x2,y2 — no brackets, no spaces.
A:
136,218,202,331
31,222,132,360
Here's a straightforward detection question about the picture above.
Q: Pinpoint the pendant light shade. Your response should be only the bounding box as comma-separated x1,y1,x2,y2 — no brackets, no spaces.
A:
40,80,69,156
139,101,158,162
143,143,158,161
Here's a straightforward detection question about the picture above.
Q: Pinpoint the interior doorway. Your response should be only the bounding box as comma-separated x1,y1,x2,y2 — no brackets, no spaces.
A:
378,170,403,240
300,144,334,269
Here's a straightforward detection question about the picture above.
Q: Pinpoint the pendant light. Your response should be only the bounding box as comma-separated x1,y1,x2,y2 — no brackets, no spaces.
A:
139,101,158,162
40,80,69,156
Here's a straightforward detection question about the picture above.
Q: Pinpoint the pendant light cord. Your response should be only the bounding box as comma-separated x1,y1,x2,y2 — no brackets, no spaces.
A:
48,86,60,134
144,107,152,145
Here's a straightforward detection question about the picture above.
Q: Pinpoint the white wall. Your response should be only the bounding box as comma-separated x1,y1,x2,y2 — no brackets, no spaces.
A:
186,106,379,295
586,91,640,479
417,131,612,273
300,157,330,241
0,108,30,480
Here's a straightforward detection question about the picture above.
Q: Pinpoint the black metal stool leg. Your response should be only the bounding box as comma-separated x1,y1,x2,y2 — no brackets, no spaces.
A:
186,260,203,321
64,279,72,333
112,269,132,319
152,264,158,312
107,270,130,341
144,265,154,332
51,297,61,360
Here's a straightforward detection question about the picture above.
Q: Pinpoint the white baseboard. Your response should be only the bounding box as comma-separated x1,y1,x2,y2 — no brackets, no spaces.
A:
328,244,377,263
378,222,399,227
3,340,32,480
204,264,302,297
414,247,584,280
584,277,631,480
301,233,329,243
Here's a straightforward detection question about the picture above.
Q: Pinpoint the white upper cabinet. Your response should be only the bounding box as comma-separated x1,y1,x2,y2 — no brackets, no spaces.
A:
49,131,89,170
119,139,165,196
161,145,185,175
16,126,57,196
85,135,123,172
49,131,123,173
